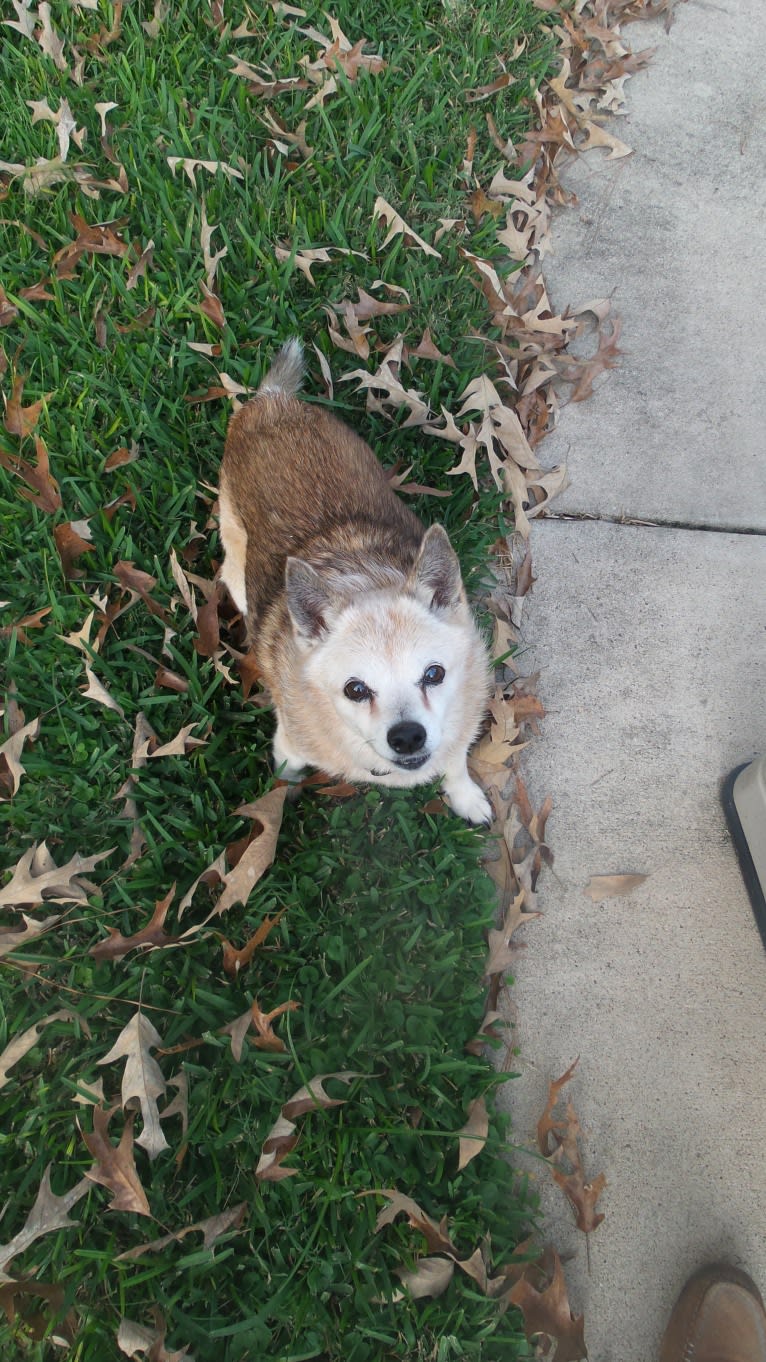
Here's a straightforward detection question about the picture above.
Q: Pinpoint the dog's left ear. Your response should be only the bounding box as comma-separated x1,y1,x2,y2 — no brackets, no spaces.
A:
409,524,466,612
285,558,342,643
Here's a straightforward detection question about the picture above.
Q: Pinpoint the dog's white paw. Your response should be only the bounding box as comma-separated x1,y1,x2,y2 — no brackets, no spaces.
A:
442,775,492,826
273,726,307,784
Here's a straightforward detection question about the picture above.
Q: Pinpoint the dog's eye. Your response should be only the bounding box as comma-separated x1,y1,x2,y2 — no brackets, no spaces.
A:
422,664,445,687
344,679,372,703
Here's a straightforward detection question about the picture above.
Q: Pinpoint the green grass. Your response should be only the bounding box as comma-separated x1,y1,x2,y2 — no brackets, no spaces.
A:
0,1,554,1356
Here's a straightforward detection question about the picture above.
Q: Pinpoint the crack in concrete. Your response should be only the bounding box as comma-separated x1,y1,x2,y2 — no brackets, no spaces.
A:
540,511,766,537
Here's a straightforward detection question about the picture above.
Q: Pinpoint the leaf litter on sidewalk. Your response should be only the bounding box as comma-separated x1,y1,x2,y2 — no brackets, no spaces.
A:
0,0,679,1355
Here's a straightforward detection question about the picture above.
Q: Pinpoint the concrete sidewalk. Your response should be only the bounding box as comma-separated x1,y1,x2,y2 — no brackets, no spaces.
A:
497,3,766,1359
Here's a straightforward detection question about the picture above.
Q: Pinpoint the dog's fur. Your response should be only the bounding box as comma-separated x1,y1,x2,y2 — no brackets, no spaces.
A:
218,339,492,824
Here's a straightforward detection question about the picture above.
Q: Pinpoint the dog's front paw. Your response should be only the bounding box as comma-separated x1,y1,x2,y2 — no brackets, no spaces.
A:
442,775,492,826
273,726,307,785
275,759,306,784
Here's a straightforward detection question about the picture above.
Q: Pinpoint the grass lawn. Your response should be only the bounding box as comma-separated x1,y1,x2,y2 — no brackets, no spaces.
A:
0,1,556,1356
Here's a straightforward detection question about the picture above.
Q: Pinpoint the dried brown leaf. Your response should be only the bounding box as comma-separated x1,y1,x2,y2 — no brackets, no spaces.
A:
369,1189,458,1256
148,723,206,759
228,56,310,97
583,873,648,901
90,885,179,961
507,1249,587,1360
53,521,93,579
81,664,125,718
98,1012,168,1160
113,560,169,621
167,156,244,187
0,912,60,960
466,72,515,102
221,996,299,1059
3,373,51,437
115,1203,246,1262
410,328,456,368
0,715,40,799
82,1106,151,1216
256,1071,360,1181
372,196,441,259
199,281,226,329
220,906,286,977
0,1166,90,1285
0,842,113,909
0,285,19,327
126,240,154,290
457,1095,489,1170
0,1008,88,1090
193,580,222,657
104,441,139,471
395,1256,454,1301
211,785,288,917
538,1060,606,1235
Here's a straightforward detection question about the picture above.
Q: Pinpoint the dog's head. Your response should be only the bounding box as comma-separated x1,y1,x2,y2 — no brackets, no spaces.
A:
284,525,482,783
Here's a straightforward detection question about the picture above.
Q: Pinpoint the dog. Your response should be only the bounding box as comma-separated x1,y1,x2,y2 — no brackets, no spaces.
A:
218,339,492,825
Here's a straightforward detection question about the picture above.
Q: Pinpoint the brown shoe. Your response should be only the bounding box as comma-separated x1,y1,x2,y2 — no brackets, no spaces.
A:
660,1264,766,1362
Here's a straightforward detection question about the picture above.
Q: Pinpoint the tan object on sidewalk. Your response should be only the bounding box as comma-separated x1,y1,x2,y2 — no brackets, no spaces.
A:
659,1264,766,1362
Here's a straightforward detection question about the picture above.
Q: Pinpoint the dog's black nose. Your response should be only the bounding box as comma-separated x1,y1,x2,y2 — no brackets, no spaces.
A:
387,721,427,755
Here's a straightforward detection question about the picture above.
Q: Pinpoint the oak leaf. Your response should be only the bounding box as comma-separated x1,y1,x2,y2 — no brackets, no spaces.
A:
0,1166,90,1285
483,891,541,978
98,1012,169,1160
82,1106,151,1215
220,906,286,977
53,520,93,579
0,435,61,513
342,340,431,427
583,873,648,901
457,1096,489,1170
538,1060,606,1235
372,196,441,259
221,996,299,1059
466,71,515,102
81,664,125,717
117,1308,192,1360
148,723,207,759
0,912,60,959
369,1189,458,1256
90,885,179,961
256,1072,361,1181
3,373,51,437
114,560,169,620
116,1203,246,1261
166,156,243,186
228,56,310,98
0,715,40,799
0,1007,89,1089
507,1249,587,1360
126,240,154,290
36,2,68,71
410,328,456,368
211,785,288,918
0,841,113,908
394,1256,454,1301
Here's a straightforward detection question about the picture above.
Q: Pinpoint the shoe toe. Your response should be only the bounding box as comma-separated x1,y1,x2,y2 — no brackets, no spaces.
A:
660,1264,766,1362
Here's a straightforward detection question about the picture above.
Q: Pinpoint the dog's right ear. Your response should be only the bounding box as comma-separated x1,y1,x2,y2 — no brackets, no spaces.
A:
285,558,339,644
409,524,466,613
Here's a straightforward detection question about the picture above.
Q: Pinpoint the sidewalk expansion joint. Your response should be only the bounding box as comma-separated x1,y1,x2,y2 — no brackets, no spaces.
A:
540,511,766,537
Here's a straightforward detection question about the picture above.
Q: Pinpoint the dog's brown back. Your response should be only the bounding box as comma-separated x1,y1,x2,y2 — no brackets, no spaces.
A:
221,395,424,623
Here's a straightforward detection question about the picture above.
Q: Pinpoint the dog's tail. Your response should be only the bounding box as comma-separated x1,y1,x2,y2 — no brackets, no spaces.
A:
257,338,304,398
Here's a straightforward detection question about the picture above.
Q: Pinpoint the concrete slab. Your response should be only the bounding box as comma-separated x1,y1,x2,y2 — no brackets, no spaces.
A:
499,519,766,1362
540,0,766,530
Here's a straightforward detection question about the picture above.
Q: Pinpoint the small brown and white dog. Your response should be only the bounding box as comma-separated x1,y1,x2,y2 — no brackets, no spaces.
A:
218,340,492,824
